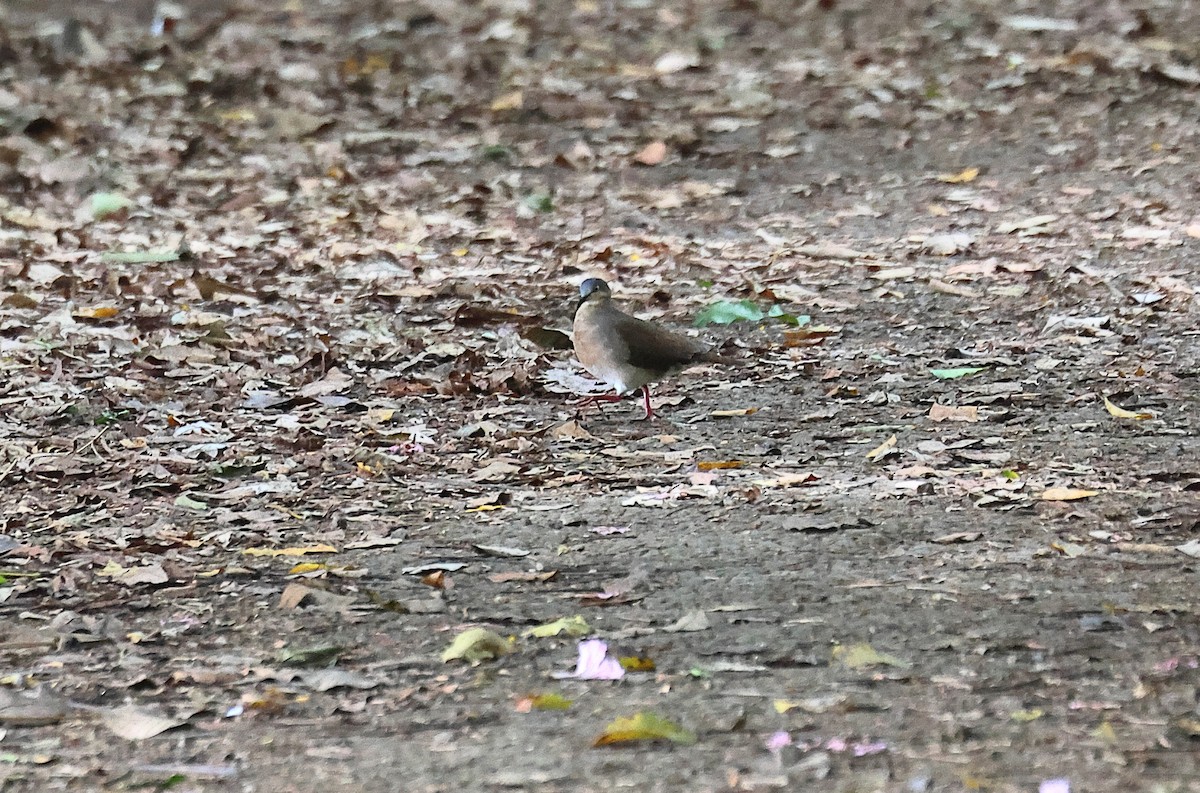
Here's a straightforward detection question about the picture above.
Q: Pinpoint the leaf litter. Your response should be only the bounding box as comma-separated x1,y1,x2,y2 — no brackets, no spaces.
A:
1,0,1198,789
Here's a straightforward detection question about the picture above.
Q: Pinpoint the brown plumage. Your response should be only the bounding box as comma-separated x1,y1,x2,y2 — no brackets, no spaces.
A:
572,278,732,420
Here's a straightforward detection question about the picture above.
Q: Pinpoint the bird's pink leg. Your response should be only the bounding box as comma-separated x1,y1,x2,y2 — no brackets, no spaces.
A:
571,392,623,414
637,385,655,421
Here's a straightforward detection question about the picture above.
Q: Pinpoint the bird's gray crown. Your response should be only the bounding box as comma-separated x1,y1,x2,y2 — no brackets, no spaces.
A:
579,278,611,299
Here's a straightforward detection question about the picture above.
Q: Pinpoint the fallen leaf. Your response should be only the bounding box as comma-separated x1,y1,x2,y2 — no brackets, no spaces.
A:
515,693,572,712
97,561,169,586
694,299,764,326
929,404,979,422
865,435,897,462
663,609,710,633
1041,488,1099,501
618,656,656,672
997,214,1058,234
773,695,848,714
1103,395,1153,420
242,545,337,557
594,712,697,747
697,460,744,471
933,532,982,544
549,419,594,439
937,167,979,183
523,616,591,638
831,642,911,670
276,645,344,667
490,90,523,111
930,366,985,380
487,570,558,583
473,544,530,558
100,705,185,740
633,140,667,166
1174,540,1200,559
74,306,120,319
440,628,512,663
751,471,818,488
402,562,467,575
1051,541,1087,558
0,688,68,726
709,408,758,417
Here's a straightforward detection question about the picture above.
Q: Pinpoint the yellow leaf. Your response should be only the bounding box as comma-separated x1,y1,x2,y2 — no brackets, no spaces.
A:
618,656,656,672
709,408,758,417
774,699,800,714
242,544,338,557
218,108,257,123
1051,541,1086,558
1092,721,1117,743
938,167,979,183
97,561,127,577
490,91,523,112
1103,395,1152,420
529,693,572,711
440,628,512,663
865,434,897,462
522,616,591,638
831,642,912,670
288,562,325,574
1041,488,1099,501
697,460,743,471
75,306,120,319
1010,708,1044,722
593,712,696,747
451,248,469,256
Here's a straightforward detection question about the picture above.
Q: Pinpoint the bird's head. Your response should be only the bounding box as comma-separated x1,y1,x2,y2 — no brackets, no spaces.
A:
577,277,612,308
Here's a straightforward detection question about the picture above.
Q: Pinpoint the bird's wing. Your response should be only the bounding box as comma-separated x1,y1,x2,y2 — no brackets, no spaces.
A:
612,313,709,372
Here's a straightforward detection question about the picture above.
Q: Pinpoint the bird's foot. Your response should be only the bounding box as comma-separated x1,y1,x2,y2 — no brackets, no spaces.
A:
570,393,623,415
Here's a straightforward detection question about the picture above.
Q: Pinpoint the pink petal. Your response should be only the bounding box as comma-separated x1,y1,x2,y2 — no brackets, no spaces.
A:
765,731,792,751
553,639,624,680
852,740,888,756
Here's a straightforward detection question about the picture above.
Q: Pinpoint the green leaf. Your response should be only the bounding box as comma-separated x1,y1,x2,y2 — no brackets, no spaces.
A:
522,615,591,639
930,366,986,380
89,192,135,220
593,712,697,747
276,645,345,667
766,304,804,327
523,193,553,213
173,494,208,512
440,627,512,663
831,642,912,670
527,693,572,710
481,144,513,162
694,299,764,327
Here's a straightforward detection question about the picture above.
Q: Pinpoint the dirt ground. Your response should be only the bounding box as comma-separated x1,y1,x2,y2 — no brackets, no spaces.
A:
2,0,1200,791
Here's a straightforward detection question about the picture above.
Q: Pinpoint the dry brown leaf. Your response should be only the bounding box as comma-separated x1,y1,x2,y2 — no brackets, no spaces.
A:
633,140,667,166
1041,488,1100,501
929,404,979,422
